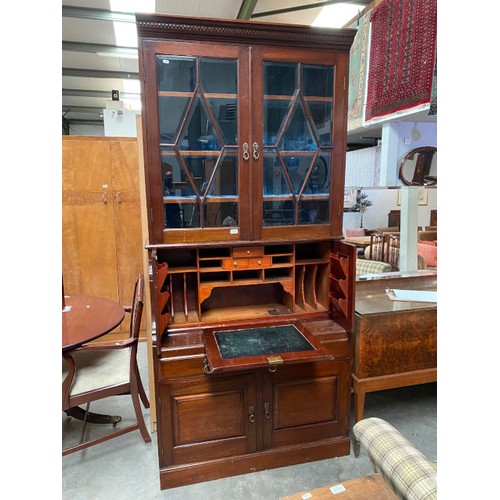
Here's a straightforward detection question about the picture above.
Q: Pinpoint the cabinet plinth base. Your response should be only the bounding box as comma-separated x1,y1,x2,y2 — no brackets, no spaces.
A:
158,437,351,490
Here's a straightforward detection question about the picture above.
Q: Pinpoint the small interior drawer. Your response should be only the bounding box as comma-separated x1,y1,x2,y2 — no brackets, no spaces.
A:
232,246,264,258
222,258,249,270
248,256,271,268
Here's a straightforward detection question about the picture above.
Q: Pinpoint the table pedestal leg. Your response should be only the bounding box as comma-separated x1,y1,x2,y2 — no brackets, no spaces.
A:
65,406,122,425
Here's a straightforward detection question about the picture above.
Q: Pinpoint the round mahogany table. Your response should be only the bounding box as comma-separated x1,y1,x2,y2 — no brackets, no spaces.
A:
62,295,126,424
62,295,125,352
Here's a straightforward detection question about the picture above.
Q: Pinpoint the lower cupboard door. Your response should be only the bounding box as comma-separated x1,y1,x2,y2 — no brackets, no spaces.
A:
262,361,349,448
159,373,258,466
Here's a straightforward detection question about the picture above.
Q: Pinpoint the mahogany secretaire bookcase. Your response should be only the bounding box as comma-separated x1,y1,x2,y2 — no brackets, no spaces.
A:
136,14,356,489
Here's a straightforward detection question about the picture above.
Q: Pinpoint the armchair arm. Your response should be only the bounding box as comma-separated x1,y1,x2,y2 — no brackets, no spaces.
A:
353,417,437,500
75,338,136,351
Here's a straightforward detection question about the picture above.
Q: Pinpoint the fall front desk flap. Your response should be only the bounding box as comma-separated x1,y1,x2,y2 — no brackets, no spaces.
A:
203,324,333,373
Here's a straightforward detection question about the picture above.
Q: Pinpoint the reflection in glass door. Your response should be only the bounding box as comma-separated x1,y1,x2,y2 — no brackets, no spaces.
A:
157,56,239,229
262,62,334,226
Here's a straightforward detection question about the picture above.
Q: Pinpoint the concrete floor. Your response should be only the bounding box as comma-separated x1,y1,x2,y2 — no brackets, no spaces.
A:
62,342,437,500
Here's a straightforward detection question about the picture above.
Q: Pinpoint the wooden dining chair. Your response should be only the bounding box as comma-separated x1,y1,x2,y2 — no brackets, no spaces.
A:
62,275,151,456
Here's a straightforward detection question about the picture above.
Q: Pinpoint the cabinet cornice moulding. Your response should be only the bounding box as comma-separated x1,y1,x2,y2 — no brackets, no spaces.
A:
136,14,356,50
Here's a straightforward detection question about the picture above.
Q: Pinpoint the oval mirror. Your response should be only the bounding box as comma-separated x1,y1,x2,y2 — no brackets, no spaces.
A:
399,146,437,186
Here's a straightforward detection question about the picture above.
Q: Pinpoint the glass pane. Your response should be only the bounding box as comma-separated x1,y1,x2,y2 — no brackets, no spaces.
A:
263,99,292,146
279,100,317,152
263,150,292,197
263,199,295,226
166,202,199,229
200,58,237,94
158,96,191,144
157,56,196,92
160,149,197,198
301,65,334,98
298,199,330,225
281,154,315,195
179,92,221,151
180,154,219,196
164,200,183,228
207,98,237,145
264,62,297,96
207,151,238,197
304,154,331,195
306,101,333,146
204,202,238,227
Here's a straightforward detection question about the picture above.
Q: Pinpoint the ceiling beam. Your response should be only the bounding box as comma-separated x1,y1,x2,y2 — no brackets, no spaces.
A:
66,118,104,125
63,89,140,99
237,0,258,19
62,5,135,23
251,0,371,19
62,41,138,57
63,68,139,80
62,106,104,114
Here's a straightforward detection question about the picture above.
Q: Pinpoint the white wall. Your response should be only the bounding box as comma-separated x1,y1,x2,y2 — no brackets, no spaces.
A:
380,121,437,186
343,187,437,230
103,109,139,137
345,122,437,188
68,123,104,136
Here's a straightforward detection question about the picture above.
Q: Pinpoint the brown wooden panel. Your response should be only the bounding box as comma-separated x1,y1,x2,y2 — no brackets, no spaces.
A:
62,137,112,191
173,390,245,444
62,199,118,300
111,140,144,331
354,308,437,379
159,354,206,379
282,473,398,500
158,373,257,466
323,339,349,358
262,361,350,448
273,376,337,429
62,136,145,336
158,436,350,489
109,139,140,191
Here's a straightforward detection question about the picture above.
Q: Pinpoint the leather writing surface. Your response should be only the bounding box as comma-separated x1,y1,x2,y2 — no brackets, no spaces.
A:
214,324,314,359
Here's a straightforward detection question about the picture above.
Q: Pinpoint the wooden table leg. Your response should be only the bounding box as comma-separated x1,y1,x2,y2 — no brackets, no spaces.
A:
353,383,366,424
352,377,366,458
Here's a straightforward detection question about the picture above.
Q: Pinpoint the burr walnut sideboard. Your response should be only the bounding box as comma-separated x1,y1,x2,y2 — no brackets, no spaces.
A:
352,273,437,456
136,14,356,489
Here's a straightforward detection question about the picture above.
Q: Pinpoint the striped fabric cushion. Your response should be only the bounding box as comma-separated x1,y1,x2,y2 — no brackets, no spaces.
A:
353,417,437,500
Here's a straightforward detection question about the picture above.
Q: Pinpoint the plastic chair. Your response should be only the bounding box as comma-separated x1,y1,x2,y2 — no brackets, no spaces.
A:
62,275,151,455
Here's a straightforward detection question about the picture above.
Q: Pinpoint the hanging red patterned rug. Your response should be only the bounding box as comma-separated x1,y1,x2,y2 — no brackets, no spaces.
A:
365,0,437,122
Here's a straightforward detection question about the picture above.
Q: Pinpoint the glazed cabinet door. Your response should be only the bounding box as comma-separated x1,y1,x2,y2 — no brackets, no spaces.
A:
140,41,251,244
157,373,258,467
261,360,350,449
251,47,350,241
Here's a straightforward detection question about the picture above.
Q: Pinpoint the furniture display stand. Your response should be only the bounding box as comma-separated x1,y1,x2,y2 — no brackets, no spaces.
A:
136,14,356,489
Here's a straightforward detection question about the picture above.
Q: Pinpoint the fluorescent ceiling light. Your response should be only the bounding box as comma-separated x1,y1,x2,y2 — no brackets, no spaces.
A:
110,0,155,13
96,51,138,59
312,2,365,28
109,0,155,48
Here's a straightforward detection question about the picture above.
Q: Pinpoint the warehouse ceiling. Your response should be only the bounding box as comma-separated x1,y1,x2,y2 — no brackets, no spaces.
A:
62,0,435,144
